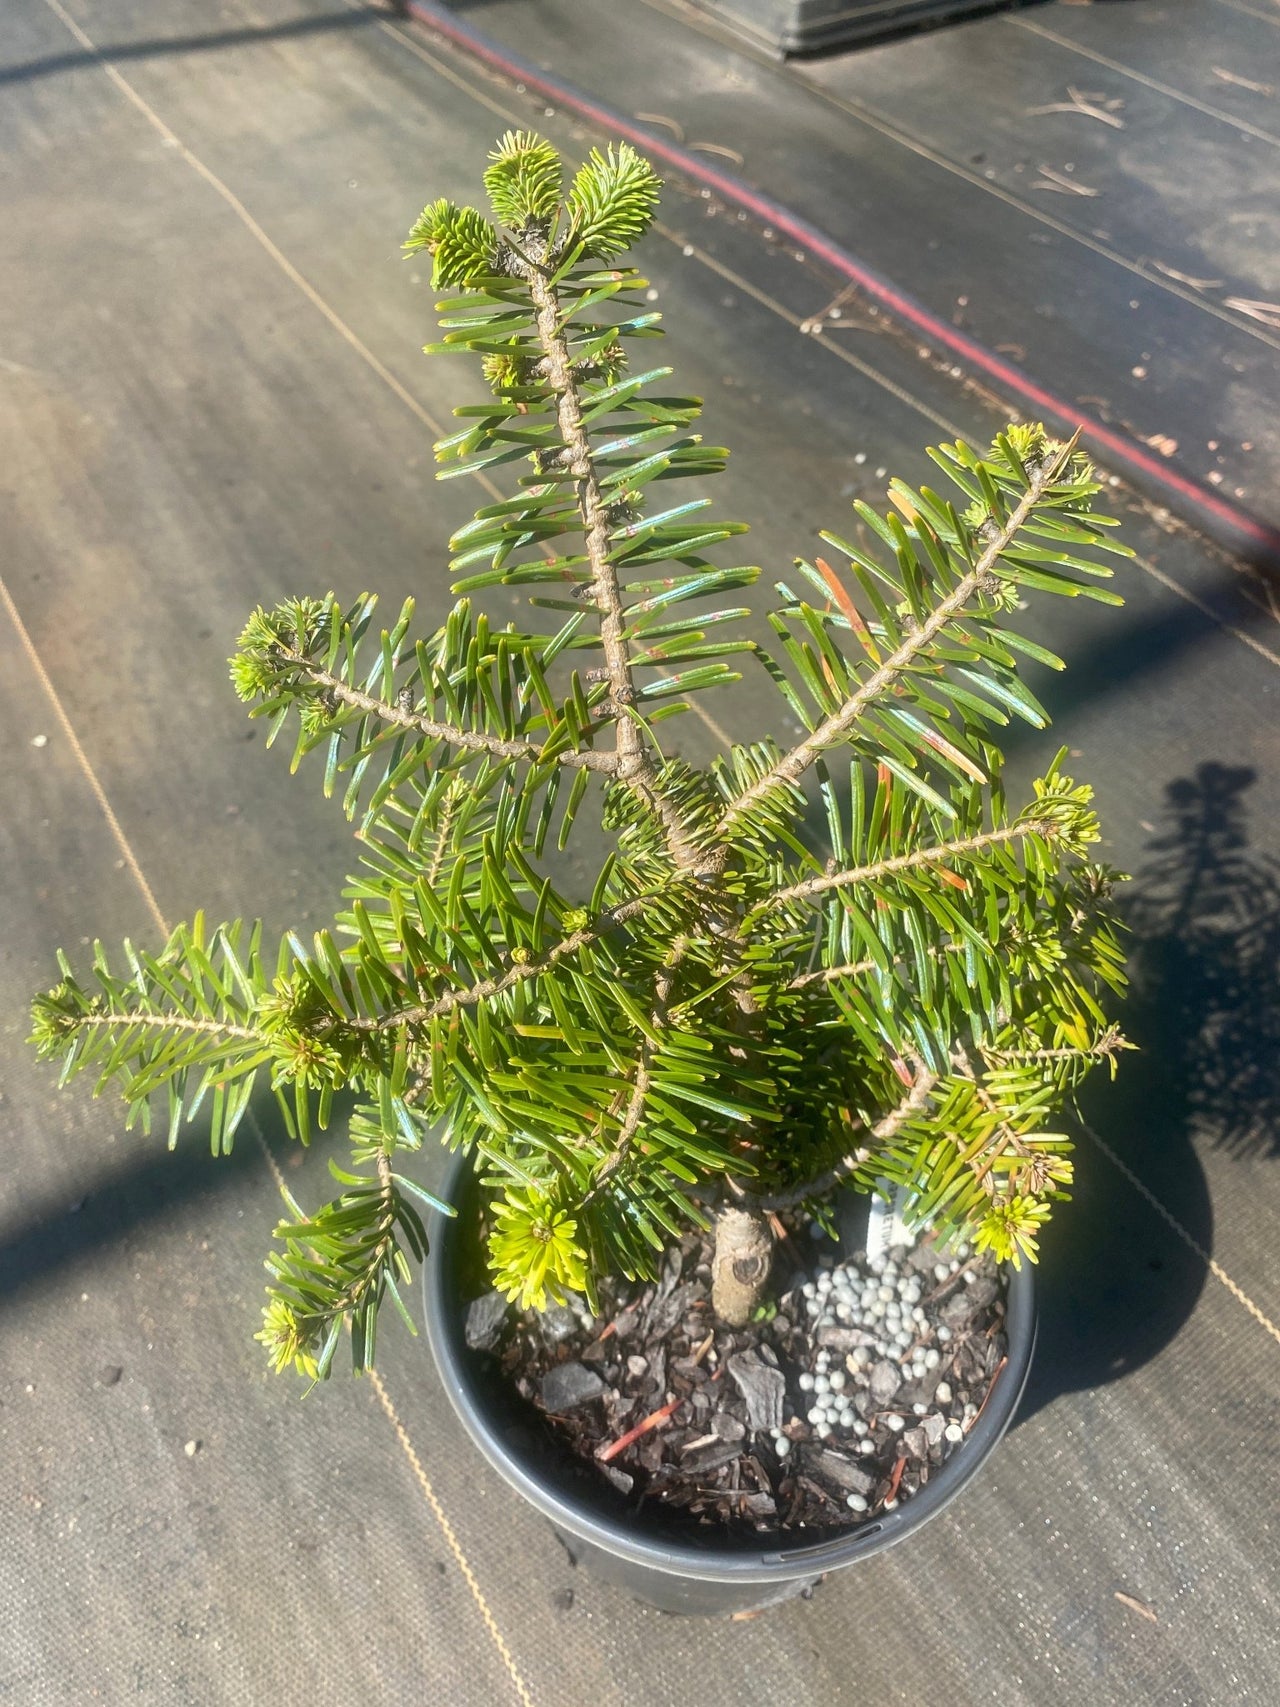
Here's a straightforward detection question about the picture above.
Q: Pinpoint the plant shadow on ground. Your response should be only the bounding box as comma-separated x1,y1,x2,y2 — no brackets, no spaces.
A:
1019,759,1280,1418
0,1097,331,1310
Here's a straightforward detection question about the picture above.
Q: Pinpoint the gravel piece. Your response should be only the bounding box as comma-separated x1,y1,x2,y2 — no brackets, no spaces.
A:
868,1359,902,1406
903,1426,930,1459
539,1361,606,1413
815,1324,863,1352
540,1303,579,1344
727,1349,786,1432
922,1413,946,1446
465,1290,510,1351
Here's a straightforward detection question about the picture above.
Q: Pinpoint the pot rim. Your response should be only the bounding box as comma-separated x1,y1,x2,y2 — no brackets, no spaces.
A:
423,1150,1036,1586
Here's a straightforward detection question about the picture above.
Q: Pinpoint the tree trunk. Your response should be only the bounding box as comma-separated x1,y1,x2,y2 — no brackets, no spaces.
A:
711,1207,774,1326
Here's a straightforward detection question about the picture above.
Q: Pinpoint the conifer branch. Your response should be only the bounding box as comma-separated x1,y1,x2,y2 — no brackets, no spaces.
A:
263,1157,404,1375
717,440,1074,837
979,1027,1127,1067
277,651,618,773
951,1042,1034,1194
786,938,971,991
751,1065,938,1212
361,890,667,1032
524,261,708,874
787,958,877,990
424,786,461,889
765,821,1056,913
526,266,641,769
582,939,687,1206
57,1012,261,1041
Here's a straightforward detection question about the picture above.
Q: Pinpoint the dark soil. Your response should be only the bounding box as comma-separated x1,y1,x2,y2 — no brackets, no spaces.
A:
470,1221,1009,1538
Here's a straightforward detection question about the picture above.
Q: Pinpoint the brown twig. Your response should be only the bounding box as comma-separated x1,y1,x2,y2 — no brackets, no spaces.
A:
581,1320,617,1360
882,1455,907,1505
596,1396,680,1463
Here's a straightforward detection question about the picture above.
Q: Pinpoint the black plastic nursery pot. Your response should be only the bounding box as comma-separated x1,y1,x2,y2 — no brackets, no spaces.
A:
423,1151,1037,1617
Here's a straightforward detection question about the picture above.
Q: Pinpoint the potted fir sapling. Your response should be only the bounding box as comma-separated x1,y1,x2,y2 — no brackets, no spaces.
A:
32,134,1131,1610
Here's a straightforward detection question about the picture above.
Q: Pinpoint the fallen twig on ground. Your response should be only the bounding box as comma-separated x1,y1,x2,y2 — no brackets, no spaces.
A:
1026,86,1125,128
1031,164,1100,197
1150,260,1224,291
1211,67,1274,95
1225,297,1280,330
1114,1591,1159,1623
